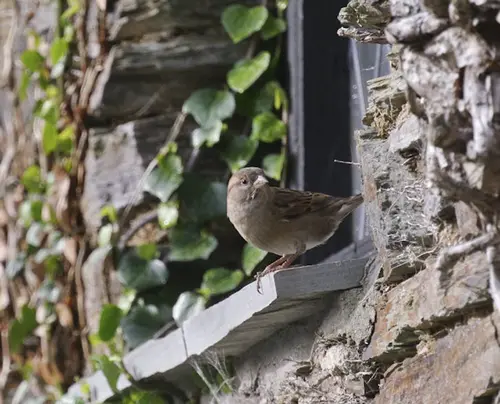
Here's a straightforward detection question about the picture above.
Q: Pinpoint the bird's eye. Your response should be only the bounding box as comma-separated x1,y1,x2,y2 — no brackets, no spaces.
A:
241,178,248,185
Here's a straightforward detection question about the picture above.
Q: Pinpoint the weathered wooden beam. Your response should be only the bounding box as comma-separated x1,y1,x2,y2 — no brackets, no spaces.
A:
88,35,246,120
110,0,256,41
62,256,371,403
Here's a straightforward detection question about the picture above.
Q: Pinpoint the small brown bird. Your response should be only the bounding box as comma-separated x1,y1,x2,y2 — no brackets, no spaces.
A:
227,167,364,292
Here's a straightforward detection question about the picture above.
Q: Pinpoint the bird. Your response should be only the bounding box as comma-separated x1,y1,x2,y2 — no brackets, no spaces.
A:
226,167,364,293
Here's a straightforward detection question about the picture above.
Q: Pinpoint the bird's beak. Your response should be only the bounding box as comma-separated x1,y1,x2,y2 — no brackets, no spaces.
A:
254,175,268,188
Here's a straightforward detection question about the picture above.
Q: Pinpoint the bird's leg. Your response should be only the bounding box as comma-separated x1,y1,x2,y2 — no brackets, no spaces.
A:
255,255,288,293
255,244,305,293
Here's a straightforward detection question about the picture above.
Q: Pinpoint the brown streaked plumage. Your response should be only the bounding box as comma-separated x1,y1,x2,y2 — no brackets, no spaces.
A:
227,167,364,293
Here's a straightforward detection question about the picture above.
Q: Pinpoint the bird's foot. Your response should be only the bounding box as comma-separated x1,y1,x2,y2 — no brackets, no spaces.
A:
255,258,295,294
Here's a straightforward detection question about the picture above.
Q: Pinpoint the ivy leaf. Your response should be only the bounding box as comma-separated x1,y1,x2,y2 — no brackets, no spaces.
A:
227,51,271,93
177,175,226,223
18,199,44,227
221,5,268,44
191,121,223,148
136,243,158,261
50,37,69,65
57,126,75,155
93,355,121,393
158,201,179,229
221,135,258,173
261,16,287,40
9,305,37,353
21,165,45,194
125,391,167,404
98,304,123,342
251,112,286,143
242,243,267,276
144,152,183,202
100,205,118,223
98,224,114,247
117,250,168,292
18,70,31,101
263,153,285,181
20,50,44,72
36,99,58,124
42,122,58,154
183,89,235,129
121,302,171,349
169,225,218,262
200,268,244,296
172,292,206,325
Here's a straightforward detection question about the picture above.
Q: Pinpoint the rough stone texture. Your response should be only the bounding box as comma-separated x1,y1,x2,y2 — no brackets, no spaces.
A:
110,0,256,41
230,288,377,404
357,127,437,282
88,36,246,120
375,313,500,404
81,114,195,233
366,251,491,361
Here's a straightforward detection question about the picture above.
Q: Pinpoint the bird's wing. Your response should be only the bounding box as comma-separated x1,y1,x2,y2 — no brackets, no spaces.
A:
271,188,360,222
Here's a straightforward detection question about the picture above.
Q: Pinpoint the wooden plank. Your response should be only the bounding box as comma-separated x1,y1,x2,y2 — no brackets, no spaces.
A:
182,258,370,357
61,258,369,403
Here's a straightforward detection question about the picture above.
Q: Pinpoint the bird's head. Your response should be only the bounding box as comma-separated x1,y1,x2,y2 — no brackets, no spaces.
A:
227,167,269,203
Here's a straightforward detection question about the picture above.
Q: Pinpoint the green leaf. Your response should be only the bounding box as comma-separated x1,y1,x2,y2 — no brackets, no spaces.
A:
172,292,205,325
94,355,121,393
242,243,268,276
98,304,123,342
50,38,69,65
157,201,179,229
169,225,218,262
177,175,226,223
121,302,171,349
136,243,158,261
61,4,80,21
9,305,37,353
117,251,168,292
261,16,287,40
21,165,44,194
192,121,223,148
36,99,58,124
18,70,31,101
221,135,258,173
18,199,43,227
200,268,244,296
263,153,285,181
42,122,58,154
20,50,44,72
57,126,75,155
221,5,268,43
124,391,167,404
98,224,114,247
227,51,271,93
251,112,286,143
182,89,235,128
100,205,118,223
144,153,183,203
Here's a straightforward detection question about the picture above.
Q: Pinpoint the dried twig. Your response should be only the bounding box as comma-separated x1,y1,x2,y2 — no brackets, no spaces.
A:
0,0,18,88
0,328,11,394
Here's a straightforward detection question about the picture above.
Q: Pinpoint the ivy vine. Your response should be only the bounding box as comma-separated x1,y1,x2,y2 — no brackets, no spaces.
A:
4,0,289,402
